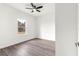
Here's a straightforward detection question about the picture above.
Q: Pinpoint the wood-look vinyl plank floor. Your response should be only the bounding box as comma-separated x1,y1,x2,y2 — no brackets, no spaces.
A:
0,39,55,56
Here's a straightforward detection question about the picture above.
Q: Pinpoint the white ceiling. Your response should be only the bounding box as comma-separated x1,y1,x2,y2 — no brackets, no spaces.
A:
8,3,55,16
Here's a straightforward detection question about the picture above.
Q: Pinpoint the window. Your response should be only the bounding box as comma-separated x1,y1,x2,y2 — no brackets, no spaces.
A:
17,18,26,34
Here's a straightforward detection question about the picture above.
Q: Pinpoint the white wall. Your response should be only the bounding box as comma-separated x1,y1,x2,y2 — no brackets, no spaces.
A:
37,4,55,41
56,3,77,56
0,4,37,49
76,3,79,56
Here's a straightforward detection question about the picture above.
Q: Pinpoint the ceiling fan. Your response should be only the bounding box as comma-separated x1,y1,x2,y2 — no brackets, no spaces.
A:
26,3,43,13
